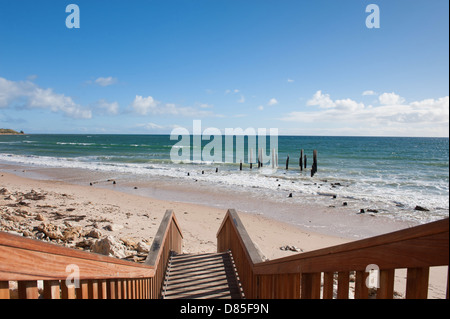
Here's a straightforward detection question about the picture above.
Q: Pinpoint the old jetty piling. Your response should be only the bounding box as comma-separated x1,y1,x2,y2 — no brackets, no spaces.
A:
311,150,318,177
299,149,304,171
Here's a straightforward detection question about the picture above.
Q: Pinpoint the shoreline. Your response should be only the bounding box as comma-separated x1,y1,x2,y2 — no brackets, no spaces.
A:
0,168,351,259
0,161,418,240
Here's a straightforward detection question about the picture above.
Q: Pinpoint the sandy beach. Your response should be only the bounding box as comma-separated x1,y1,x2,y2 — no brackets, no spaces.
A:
0,167,448,299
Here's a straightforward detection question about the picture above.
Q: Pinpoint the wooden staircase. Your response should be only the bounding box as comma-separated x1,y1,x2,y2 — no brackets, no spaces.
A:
0,209,448,299
162,252,242,299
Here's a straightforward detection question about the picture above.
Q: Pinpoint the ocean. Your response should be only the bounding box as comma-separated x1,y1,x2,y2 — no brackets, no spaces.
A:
0,134,448,226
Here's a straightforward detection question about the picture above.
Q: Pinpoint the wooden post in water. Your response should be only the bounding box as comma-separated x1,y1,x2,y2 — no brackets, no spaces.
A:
260,148,263,167
250,148,253,169
272,150,275,169
240,159,243,171
304,154,307,169
311,150,318,177
258,148,261,168
299,149,304,172
275,149,278,169
286,155,289,170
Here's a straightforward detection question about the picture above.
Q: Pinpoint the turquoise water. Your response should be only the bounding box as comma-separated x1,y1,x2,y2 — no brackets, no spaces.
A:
1,134,448,223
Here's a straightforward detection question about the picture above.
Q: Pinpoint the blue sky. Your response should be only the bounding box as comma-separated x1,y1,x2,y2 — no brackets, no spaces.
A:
0,0,448,136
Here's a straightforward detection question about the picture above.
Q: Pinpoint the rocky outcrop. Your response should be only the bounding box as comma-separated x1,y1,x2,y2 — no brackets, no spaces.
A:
0,188,150,263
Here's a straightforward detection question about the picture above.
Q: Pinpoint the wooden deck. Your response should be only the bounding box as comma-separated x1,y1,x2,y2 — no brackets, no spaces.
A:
162,252,242,299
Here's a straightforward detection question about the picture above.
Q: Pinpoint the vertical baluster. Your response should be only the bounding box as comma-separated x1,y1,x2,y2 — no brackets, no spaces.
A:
76,280,89,299
18,281,39,299
43,280,60,299
301,273,320,299
0,281,10,299
337,271,349,299
88,279,98,299
447,267,449,300
377,269,395,299
323,272,334,299
61,283,76,299
406,267,429,299
109,279,116,299
132,278,136,299
98,279,108,299
116,279,122,299
355,270,369,299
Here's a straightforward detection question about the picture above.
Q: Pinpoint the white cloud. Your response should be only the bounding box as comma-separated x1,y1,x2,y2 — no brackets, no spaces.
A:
237,95,245,103
334,98,365,112
130,95,158,115
268,98,278,106
130,95,218,117
94,76,117,87
225,89,240,95
95,99,119,115
198,103,213,108
0,76,91,119
306,90,335,108
362,90,376,96
280,90,449,137
379,92,405,105
136,122,181,131
287,79,294,83
258,105,264,111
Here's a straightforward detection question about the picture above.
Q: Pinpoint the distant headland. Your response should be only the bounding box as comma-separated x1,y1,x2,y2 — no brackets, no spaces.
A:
0,129,25,135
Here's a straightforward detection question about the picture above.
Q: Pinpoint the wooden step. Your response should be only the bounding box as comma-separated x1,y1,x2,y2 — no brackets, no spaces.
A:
162,252,243,299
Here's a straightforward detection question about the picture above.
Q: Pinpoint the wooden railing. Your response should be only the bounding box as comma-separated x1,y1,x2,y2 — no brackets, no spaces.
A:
145,209,183,299
0,209,182,299
217,209,449,299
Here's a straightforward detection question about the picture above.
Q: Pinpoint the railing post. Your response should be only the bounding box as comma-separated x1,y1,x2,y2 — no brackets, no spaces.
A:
406,267,429,299
355,270,369,299
61,283,76,299
88,279,99,299
377,269,395,299
18,281,39,299
301,273,320,299
323,272,334,299
76,280,89,299
44,280,61,299
0,281,10,299
337,271,349,299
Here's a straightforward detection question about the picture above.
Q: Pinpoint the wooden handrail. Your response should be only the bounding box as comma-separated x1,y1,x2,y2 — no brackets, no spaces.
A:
145,209,183,267
216,209,265,265
217,209,449,299
0,209,183,299
216,209,265,298
254,218,449,274
0,232,154,281
144,209,183,299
